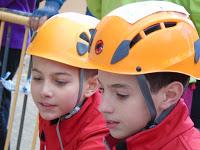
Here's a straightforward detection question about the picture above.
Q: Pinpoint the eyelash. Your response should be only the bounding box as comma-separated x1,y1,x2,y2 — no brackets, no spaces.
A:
99,87,129,100
116,93,129,99
55,80,68,86
32,77,42,81
32,76,68,86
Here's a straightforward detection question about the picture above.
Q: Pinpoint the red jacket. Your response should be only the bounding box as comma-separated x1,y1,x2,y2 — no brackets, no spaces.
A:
105,99,200,150
39,92,108,150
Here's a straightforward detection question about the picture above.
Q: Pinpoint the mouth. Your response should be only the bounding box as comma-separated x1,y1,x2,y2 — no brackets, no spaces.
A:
106,120,120,129
39,102,56,108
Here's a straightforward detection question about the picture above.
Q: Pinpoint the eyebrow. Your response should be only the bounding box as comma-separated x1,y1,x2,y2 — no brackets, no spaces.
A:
54,72,72,77
97,79,131,89
31,68,41,73
31,68,72,76
109,84,131,89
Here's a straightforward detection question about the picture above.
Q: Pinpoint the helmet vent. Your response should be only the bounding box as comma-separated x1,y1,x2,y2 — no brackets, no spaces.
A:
129,22,177,48
144,23,161,35
130,33,142,48
164,22,177,28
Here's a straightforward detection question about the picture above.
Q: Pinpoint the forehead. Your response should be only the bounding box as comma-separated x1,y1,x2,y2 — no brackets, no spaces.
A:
32,56,79,73
98,71,138,87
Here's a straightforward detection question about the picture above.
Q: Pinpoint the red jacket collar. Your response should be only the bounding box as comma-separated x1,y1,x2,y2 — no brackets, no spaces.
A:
105,99,194,149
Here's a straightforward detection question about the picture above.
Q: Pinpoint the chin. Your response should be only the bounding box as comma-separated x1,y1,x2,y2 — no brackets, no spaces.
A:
111,129,134,139
110,131,124,139
40,113,58,121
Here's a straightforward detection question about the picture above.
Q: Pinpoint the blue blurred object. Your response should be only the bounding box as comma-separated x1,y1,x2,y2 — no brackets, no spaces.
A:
32,0,65,18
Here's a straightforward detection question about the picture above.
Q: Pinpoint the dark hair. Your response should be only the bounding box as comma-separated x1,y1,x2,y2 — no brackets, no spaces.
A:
145,72,189,93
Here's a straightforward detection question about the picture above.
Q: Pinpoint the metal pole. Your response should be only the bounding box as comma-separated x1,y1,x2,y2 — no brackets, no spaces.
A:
0,8,30,27
0,21,5,49
4,27,29,150
31,115,39,150
0,25,11,107
16,58,32,150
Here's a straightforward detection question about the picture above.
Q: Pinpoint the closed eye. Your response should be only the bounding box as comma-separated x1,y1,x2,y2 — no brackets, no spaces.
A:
116,93,129,99
32,77,42,81
55,80,69,86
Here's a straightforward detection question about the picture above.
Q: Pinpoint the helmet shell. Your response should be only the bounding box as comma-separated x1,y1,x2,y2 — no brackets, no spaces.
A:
88,1,200,79
27,12,99,69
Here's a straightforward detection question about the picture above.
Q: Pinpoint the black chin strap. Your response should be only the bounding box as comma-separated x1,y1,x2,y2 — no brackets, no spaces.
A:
63,68,85,119
56,69,85,149
136,75,157,125
136,75,181,127
154,104,175,125
155,77,190,125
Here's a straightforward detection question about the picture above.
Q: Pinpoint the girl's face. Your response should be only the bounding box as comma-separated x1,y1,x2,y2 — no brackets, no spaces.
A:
31,57,80,120
98,71,151,139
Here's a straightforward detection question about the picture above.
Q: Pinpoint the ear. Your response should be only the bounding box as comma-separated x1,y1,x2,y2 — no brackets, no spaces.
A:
159,81,184,110
84,75,99,98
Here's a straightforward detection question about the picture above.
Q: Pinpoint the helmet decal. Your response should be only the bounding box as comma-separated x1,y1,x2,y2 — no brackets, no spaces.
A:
77,29,97,56
111,40,131,64
194,38,200,64
79,32,90,42
76,42,89,56
95,40,104,55
88,29,97,51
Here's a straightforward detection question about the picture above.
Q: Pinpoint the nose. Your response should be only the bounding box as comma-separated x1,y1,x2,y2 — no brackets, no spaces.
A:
40,80,53,98
99,94,114,114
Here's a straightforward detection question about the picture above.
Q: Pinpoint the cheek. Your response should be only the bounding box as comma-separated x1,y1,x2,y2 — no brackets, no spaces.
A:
57,86,80,113
60,93,77,106
122,97,150,125
30,82,39,101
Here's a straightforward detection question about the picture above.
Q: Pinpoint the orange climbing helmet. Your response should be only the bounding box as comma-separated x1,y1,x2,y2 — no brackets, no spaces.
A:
27,12,99,69
88,1,200,79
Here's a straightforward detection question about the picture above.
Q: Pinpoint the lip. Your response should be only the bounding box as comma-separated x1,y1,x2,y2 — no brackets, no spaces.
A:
39,102,56,109
106,120,119,129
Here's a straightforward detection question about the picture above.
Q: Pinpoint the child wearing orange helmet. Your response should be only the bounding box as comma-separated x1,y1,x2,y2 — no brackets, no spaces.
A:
87,1,200,149
27,12,108,150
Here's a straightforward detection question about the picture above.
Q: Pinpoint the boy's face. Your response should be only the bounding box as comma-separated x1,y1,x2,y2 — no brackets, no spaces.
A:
98,71,153,139
31,57,81,120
